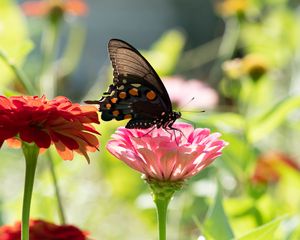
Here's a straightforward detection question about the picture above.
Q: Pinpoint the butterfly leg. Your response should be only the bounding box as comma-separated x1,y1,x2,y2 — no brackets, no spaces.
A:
166,121,188,142
141,125,157,137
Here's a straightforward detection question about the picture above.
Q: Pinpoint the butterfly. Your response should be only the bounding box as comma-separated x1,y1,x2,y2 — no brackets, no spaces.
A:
86,39,181,130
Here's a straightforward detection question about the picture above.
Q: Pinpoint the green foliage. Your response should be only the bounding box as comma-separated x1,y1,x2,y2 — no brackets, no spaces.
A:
248,95,300,143
0,0,32,87
1,0,300,239
241,8,300,68
142,29,185,76
235,216,286,240
203,184,235,240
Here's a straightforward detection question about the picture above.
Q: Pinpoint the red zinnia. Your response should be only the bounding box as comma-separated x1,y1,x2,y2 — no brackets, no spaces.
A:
0,219,88,240
21,0,88,17
0,95,100,161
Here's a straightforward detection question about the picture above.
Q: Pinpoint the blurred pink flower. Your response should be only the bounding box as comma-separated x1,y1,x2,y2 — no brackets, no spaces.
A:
106,123,227,181
162,76,219,110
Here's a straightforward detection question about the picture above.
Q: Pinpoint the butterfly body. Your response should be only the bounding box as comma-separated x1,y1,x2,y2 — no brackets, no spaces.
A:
95,39,181,130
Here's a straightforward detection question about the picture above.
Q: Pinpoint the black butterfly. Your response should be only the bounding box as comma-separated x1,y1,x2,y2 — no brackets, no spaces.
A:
86,39,181,130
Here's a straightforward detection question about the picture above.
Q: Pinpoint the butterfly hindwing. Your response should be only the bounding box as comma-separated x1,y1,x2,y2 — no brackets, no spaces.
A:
99,75,167,128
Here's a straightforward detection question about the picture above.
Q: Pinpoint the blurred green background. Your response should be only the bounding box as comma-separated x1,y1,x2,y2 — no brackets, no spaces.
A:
1,0,300,239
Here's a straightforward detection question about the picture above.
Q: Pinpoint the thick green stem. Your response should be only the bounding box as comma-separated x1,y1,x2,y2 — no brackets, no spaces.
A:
146,178,183,240
154,196,171,240
47,151,66,224
0,49,36,95
21,143,39,240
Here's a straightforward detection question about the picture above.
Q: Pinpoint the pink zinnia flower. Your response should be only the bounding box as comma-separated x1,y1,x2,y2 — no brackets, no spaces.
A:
106,123,227,182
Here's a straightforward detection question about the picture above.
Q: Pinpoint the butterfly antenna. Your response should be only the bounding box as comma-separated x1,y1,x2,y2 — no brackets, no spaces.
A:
180,117,197,129
181,110,205,113
84,100,100,104
177,97,205,113
178,97,195,112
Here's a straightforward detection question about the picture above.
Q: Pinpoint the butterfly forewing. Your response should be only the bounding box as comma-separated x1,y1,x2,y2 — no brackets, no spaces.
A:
108,39,134,81
108,39,172,108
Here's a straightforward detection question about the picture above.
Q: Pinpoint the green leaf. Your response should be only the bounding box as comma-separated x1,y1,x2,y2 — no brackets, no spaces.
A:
189,112,246,132
203,184,234,240
221,133,256,178
0,0,33,86
275,162,300,213
235,216,287,240
142,29,185,76
190,112,256,177
241,9,300,68
248,95,300,143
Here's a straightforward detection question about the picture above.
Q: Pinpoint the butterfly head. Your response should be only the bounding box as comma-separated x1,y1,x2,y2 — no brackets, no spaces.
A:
173,111,181,120
165,111,181,127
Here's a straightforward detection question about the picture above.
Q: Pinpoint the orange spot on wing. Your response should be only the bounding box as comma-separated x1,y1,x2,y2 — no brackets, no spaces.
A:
124,114,132,119
111,98,118,103
119,92,127,99
146,90,156,100
106,103,112,109
112,110,120,116
129,88,139,96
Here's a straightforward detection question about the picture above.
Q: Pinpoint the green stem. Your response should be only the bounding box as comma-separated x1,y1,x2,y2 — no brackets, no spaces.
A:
154,196,171,240
40,21,61,98
0,49,36,95
47,151,66,224
21,143,39,240
41,22,60,72
209,16,241,84
147,179,183,240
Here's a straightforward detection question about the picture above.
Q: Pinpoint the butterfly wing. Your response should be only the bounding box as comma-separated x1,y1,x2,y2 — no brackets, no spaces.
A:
99,75,168,128
99,39,173,128
108,39,172,109
108,39,133,83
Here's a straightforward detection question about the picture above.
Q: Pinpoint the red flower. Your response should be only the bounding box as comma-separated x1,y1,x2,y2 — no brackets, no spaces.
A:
0,219,88,240
0,95,100,161
21,0,88,17
252,151,300,184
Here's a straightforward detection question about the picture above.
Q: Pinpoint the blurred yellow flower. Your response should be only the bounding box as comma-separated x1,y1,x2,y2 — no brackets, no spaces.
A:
242,54,269,80
222,54,269,80
216,0,249,17
222,58,243,79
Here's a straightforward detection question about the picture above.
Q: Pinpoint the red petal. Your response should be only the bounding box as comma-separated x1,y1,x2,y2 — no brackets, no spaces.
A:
52,132,79,150
6,138,22,148
54,141,74,160
33,130,51,148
